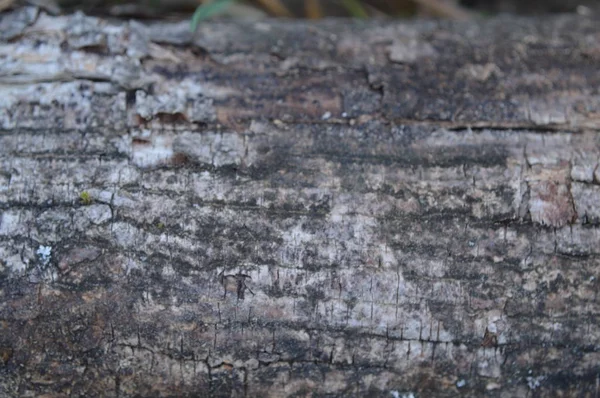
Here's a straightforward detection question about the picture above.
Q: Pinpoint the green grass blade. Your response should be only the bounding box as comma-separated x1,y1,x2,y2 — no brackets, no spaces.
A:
190,0,236,31
340,0,368,18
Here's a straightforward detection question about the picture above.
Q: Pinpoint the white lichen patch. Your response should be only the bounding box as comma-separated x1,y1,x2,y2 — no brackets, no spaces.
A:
36,245,52,266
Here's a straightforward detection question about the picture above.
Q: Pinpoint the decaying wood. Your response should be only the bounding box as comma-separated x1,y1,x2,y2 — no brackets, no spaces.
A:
1,6,600,397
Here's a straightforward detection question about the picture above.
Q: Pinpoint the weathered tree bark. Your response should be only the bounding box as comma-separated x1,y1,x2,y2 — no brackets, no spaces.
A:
1,6,600,397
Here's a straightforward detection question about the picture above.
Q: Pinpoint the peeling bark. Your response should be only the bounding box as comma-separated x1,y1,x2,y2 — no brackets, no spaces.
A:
1,7,600,397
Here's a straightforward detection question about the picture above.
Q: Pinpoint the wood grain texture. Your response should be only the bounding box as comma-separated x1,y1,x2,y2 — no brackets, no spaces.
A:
1,7,600,397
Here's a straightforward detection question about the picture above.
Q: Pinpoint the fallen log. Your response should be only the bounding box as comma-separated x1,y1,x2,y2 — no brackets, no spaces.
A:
1,6,600,397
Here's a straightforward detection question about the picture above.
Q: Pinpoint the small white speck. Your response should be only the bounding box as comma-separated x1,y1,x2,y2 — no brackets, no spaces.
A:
456,379,466,388
590,276,595,282
321,111,331,120
527,375,545,390
390,391,400,398
468,240,476,247
341,112,348,118
36,245,52,266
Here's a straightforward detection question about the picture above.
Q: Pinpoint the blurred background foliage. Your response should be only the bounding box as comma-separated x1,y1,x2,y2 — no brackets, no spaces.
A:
2,0,599,22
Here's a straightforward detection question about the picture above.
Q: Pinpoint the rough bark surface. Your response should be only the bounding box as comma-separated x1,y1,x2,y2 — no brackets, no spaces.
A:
1,6,600,397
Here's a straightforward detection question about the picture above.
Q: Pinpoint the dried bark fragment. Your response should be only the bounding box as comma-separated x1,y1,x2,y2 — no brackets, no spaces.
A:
528,181,576,227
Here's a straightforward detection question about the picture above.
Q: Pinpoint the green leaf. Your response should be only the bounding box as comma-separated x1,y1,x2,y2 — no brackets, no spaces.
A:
190,0,236,31
340,0,368,18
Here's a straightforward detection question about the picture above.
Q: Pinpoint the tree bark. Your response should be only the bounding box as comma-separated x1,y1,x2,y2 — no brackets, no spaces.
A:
1,6,600,397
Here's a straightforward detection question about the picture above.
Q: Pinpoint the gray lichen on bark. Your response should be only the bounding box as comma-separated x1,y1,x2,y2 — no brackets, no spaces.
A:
0,6,600,397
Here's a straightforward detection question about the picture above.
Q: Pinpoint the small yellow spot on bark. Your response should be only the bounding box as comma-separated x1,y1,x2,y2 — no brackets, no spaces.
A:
79,191,92,205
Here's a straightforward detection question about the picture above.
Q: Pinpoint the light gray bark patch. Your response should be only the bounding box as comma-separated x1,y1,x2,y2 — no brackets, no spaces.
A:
65,12,108,50
388,37,438,63
571,182,600,223
173,132,244,166
77,204,113,225
0,6,38,40
135,87,216,123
